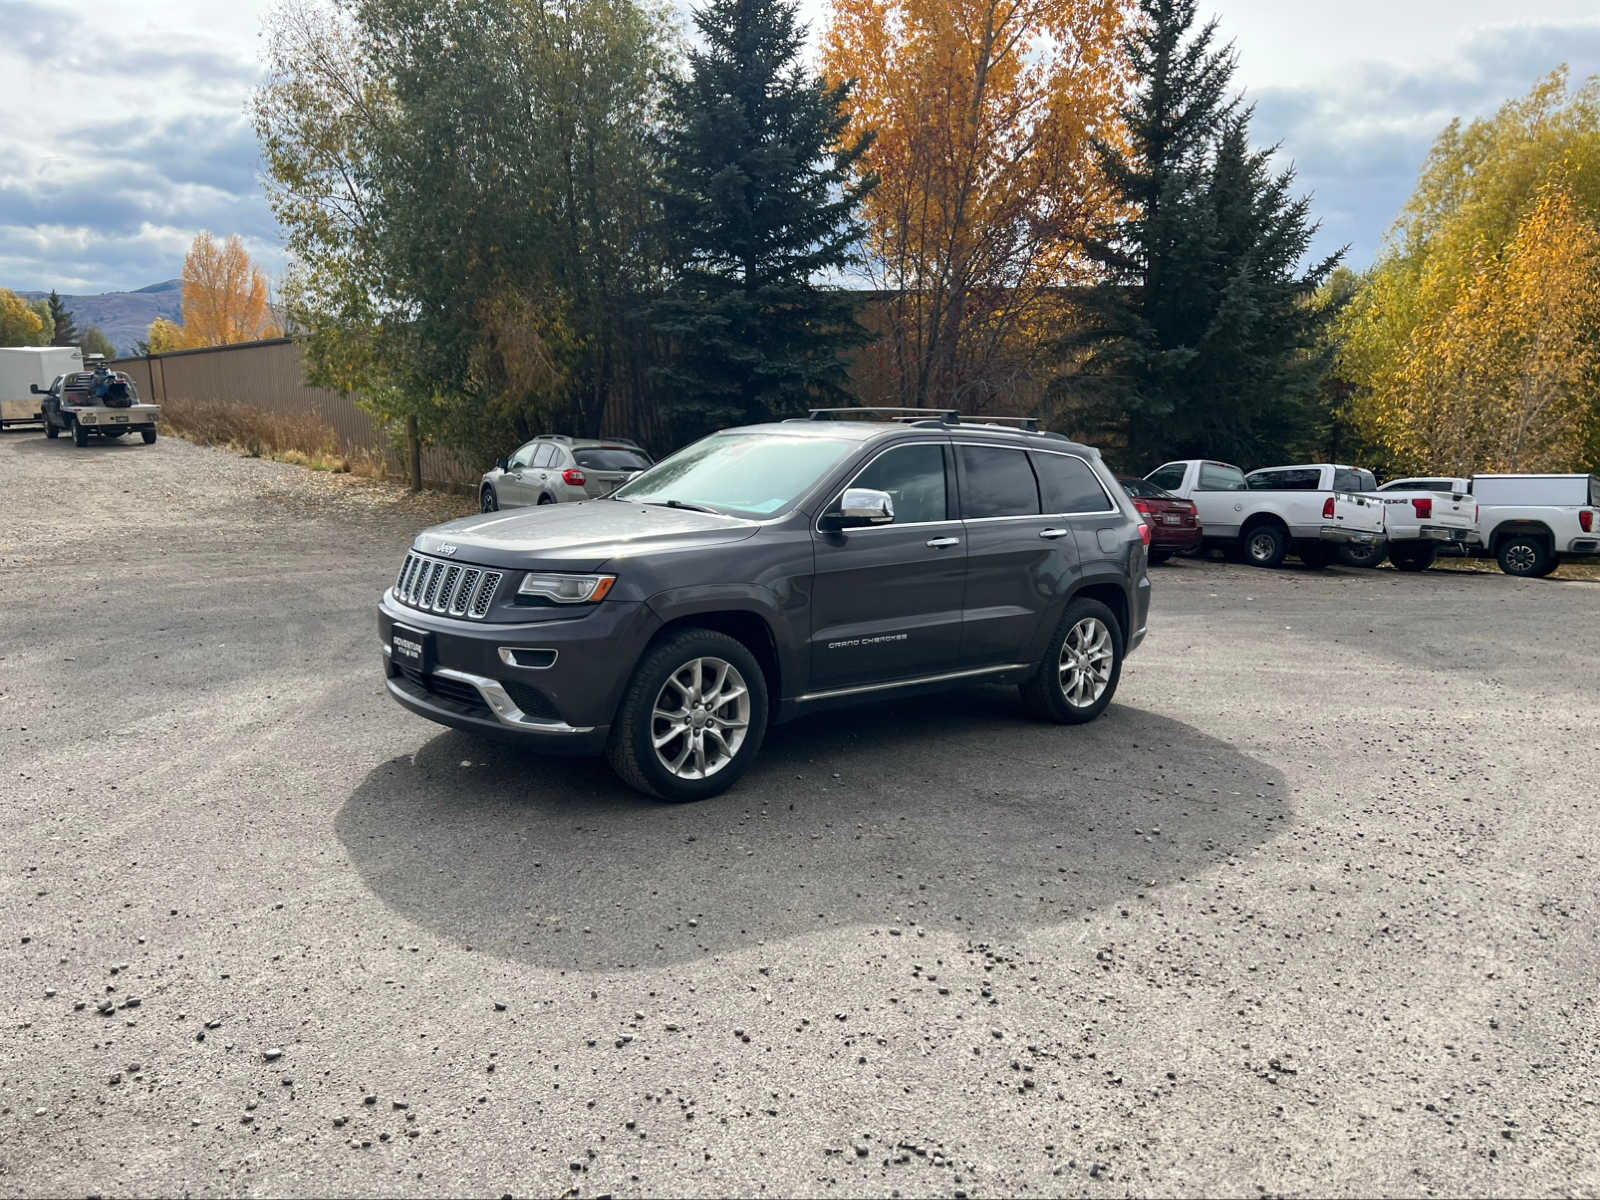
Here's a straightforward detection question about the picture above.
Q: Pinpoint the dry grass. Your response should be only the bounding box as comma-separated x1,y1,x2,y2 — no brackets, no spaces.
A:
158,392,388,480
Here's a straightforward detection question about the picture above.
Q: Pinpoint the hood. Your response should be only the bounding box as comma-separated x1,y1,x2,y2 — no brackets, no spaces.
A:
412,499,760,571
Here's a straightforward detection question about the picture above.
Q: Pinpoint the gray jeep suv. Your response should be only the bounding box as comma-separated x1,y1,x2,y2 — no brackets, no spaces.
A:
380,410,1152,801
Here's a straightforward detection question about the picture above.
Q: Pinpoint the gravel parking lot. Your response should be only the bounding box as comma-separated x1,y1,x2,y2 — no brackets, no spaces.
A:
3,429,1599,1197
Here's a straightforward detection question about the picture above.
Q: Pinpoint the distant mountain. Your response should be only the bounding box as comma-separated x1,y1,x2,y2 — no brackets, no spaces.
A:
13,280,182,356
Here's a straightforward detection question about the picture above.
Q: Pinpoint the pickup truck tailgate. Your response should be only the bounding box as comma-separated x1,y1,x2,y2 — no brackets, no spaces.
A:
1320,492,1385,542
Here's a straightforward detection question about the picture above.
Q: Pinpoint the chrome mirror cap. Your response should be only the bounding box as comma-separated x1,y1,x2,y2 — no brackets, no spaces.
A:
840,487,895,524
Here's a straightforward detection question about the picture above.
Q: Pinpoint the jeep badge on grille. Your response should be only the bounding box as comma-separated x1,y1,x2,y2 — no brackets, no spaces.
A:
437,542,458,556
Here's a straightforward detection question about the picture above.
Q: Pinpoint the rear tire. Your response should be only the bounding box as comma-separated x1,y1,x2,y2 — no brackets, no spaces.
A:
607,629,769,802
1339,540,1387,569
1497,535,1550,577
71,419,88,447
141,428,157,445
1390,543,1438,572
1243,523,1288,569
537,494,554,505
1020,597,1124,725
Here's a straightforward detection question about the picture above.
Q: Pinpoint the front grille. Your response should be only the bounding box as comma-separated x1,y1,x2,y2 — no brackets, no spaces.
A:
394,552,503,619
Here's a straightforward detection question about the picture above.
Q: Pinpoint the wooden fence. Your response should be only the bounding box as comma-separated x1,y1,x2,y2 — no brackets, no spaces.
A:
108,339,476,490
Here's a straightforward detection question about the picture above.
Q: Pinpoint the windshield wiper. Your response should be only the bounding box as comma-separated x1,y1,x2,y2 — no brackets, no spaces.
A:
642,499,723,515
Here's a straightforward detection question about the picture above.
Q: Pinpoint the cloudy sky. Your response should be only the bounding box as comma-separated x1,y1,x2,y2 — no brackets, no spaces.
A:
3,0,1598,295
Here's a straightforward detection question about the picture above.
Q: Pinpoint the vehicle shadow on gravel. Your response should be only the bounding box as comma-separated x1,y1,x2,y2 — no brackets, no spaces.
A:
335,691,1286,970
6,433,151,454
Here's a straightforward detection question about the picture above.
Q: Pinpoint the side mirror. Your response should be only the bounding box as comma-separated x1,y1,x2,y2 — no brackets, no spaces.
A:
822,487,895,530
496,456,509,472
30,383,41,394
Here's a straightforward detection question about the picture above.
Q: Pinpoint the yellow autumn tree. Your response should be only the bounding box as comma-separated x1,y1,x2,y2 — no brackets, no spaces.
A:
145,317,189,353
0,288,47,345
1363,185,1600,474
822,0,1131,408
174,233,282,347
1339,68,1600,471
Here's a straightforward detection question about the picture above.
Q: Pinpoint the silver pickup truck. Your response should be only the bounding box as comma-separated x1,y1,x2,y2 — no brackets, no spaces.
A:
34,369,161,447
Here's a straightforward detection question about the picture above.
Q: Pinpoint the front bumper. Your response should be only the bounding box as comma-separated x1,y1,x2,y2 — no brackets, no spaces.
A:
1319,525,1385,546
378,589,659,753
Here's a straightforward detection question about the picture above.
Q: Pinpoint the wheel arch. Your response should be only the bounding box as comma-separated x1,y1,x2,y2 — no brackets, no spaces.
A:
1491,520,1554,551
639,606,785,722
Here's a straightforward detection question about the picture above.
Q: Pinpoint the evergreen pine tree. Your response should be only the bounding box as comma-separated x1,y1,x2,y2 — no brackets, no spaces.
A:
652,0,875,443
47,290,79,347
1061,0,1342,468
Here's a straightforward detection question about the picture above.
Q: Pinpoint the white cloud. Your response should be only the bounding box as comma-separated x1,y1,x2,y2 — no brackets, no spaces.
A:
2,0,1597,292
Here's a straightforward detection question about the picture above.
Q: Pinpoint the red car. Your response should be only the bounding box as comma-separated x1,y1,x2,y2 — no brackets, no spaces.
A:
1119,476,1202,563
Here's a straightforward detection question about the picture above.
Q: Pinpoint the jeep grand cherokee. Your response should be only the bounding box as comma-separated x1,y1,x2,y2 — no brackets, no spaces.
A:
379,410,1152,801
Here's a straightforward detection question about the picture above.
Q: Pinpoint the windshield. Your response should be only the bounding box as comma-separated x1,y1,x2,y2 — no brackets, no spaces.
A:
612,432,857,518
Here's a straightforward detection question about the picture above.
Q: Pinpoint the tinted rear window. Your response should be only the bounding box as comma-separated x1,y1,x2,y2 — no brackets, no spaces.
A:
1035,452,1112,512
1333,468,1374,493
1249,468,1322,491
1119,477,1164,498
574,448,651,471
958,446,1040,518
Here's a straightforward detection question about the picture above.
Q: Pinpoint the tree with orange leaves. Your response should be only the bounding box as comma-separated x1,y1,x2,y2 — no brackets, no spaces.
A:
171,233,282,348
822,0,1131,409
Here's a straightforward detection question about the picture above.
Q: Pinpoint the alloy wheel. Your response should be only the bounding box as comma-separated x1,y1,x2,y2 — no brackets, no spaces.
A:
1249,532,1277,563
1058,617,1114,708
651,657,751,780
481,487,498,513
1506,543,1538,573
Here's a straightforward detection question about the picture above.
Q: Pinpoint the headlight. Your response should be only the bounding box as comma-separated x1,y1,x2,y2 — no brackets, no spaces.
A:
516,572,616,604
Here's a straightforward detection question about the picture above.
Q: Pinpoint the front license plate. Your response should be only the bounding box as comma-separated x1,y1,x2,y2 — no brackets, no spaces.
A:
391,625,434,672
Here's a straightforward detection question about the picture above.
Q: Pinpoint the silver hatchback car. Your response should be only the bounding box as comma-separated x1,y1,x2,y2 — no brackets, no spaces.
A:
479,436,654,511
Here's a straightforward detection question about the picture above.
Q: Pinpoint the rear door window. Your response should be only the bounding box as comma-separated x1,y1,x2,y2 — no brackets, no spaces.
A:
849,443,949,524
957,446,1040,518
1197,463,1247,491
1034,452,1112,513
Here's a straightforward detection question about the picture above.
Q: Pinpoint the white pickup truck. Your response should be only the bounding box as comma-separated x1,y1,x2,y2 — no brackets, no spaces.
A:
1144,459,1385,568
1380,472,1600,577
1335,475,1477,571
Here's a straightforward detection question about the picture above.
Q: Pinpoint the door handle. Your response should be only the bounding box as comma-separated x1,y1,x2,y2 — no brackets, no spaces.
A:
925,536,960,548
1038,528,1070,540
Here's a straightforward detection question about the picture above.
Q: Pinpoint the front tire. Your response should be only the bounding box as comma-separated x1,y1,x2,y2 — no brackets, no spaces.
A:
1020,597,1124,725
537,494,554,506
1497,535,1550,577
141,428,157,445
607,629,769,802
1243,523,1288,568
71,419,88,447
481,485,499,513
1390,543,1438,572
44,419,59,439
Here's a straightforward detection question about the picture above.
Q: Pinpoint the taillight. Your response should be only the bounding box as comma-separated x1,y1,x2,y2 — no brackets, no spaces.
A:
1138,521,1151,548
1322,497,1336,520
1132,498,1152,516
1411,498,1432,519
562,468,586,487
1582,510,1595,533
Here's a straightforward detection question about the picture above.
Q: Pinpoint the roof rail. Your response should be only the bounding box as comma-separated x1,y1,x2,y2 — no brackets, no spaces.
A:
808,407,958,424
806,406,1048,432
